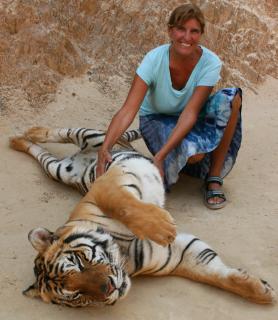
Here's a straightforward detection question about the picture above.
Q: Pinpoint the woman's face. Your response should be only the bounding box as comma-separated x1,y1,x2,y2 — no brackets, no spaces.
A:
168,18,202,57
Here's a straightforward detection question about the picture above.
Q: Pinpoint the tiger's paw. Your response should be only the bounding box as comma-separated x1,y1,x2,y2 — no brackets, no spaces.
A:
24,126,49,143
125,205,176,246
229,269,276,304
9,136,32,152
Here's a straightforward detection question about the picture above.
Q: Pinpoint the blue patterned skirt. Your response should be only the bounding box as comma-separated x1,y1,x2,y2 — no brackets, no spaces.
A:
139,88,242,190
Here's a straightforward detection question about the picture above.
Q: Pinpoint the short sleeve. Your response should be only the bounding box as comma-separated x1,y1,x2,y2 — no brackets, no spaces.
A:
136,52,155,86
196,61,222,87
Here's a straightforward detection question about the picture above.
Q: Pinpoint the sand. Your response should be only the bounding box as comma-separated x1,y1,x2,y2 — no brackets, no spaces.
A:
0,76,277,320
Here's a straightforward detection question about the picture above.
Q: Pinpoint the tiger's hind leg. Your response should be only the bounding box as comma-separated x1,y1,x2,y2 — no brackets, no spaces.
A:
172,235,276,304
10,136,86,192
24,127,106,151
24,127,142,152
135,234,276,304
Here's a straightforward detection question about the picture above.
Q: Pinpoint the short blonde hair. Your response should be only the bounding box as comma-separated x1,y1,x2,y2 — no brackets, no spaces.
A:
168,4,205,34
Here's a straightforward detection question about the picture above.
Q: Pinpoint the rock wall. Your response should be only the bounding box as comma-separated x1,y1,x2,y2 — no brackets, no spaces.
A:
0,0,277,109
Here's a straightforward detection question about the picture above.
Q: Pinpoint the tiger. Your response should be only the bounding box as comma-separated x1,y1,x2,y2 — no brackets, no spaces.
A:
10,126,276,307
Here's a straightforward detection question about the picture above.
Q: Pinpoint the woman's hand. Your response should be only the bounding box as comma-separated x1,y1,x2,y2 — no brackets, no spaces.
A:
153,154,165,179
96,148,112,178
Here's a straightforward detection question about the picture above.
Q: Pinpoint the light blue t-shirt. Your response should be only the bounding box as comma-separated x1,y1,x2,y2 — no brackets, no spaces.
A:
136,44,222,116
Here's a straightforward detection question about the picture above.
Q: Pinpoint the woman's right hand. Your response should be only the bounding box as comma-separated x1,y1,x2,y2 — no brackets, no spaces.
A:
96,148,112,178
153,154,165,179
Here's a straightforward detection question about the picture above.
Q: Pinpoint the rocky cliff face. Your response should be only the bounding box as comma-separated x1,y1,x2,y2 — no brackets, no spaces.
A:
0,0,277,109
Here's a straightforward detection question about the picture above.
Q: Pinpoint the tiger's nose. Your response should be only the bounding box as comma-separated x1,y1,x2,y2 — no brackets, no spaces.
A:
100,279,115,295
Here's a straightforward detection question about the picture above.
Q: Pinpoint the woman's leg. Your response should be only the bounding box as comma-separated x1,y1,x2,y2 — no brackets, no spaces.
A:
207,93,242,205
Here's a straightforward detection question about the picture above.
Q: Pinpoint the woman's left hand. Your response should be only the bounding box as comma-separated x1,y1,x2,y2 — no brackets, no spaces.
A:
153,155,165,179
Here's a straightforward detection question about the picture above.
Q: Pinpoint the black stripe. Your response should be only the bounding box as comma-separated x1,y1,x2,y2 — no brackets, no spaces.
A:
45,159,58,175
110,153,127,161
105,152,152,171
48,263,54,273
64,233,99,244
122,184,142,199
81,129,92,139
41,154,53,167
89,166,96,183
197,248,213,259
38,151,51,159
110,235,134,242
119,153,153,163
153,173,161,184
134,241,155,274
88,212,112,219
170,238,199,273
200,252,217,264
56,163,62,181
76,128,84,145
81,142,88,150
93,142,103,148
50,248,63,267
67,129,71,140
110,230,135,240
126,171,141,181
83,133,105,145
153,245,172,273
123,130,141,141
81,174,88,192
84,132,105,139
54,263,59,275
71,243,97,254
134,239,144,272
196,248,217,264
60,264,65,273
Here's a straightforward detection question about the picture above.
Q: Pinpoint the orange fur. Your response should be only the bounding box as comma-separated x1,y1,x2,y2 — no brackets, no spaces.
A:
24,127,50,143
9,136,32,153
171,268,274,304
70,166,176,246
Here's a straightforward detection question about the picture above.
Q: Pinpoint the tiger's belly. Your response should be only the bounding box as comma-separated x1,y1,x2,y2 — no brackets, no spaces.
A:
115,157,165,207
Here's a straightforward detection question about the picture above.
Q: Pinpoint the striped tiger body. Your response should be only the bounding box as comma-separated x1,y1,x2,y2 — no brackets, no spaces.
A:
10,126,276,307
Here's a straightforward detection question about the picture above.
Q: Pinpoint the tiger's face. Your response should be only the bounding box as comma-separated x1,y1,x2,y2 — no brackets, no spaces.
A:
23,227,131,307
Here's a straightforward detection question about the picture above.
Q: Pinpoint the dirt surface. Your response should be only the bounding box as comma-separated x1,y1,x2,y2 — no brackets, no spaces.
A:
0,76,278,319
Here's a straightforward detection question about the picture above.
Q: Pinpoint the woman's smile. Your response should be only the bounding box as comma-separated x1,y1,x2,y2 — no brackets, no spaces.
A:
169,18,202,57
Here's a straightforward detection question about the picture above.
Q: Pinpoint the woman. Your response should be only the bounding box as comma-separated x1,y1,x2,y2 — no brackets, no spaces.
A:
96,3,242,210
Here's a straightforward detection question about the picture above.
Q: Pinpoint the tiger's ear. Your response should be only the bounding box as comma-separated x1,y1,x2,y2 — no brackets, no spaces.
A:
22,282,40,299
28,227,55,253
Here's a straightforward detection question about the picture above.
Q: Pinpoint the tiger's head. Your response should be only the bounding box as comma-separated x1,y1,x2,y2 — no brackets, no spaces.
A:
23,225,131,307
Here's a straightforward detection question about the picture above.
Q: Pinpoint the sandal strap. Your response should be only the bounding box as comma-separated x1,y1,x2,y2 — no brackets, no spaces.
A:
206,190,226,200
206,176,223,186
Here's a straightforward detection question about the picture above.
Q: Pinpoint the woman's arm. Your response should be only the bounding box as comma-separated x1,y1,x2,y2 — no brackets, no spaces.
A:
154,86,213,176
96,75,148,177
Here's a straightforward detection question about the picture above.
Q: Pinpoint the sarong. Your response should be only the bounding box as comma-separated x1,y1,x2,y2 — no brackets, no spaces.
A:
139,88,242,190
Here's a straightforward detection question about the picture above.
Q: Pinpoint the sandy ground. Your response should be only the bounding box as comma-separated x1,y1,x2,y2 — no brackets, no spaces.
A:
0,76,278,320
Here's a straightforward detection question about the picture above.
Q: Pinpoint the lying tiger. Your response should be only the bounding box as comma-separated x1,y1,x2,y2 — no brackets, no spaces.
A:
10,126,276,307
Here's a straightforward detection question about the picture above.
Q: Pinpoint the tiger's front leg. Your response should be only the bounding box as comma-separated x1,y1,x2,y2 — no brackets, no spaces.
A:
70,166,177,246
128,234,276,304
